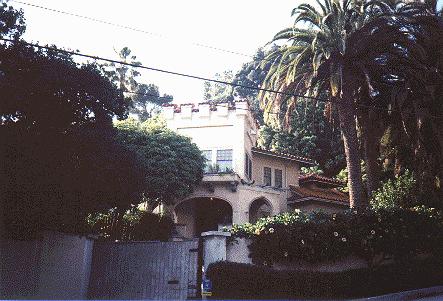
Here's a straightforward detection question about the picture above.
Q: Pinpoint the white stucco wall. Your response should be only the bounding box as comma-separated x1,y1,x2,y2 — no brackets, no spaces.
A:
162,102,257,179
163,102,301,238
252,153,300,188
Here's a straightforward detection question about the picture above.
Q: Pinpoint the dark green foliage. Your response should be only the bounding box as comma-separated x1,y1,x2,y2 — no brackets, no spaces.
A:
371,170,418,210
131,212,174,241
2,127,145,239
115,117,205,206
0,43,128,131
230,208,443,266
207,258,443,299
0,0,26,39
258,100,345,176
0,20,143,238
88,209,173,241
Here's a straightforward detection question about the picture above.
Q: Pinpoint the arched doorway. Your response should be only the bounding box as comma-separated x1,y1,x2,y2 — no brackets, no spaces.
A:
249,198,272,223
174,197,233,238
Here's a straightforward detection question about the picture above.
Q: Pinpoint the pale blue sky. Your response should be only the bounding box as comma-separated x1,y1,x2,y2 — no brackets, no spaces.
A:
13,0,299,103
12,0,443,103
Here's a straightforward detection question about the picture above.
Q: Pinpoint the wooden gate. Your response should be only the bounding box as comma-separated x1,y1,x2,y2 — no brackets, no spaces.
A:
88,239,200,300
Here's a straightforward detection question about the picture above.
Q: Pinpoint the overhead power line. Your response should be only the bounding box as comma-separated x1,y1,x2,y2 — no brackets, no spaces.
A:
1,38,442,120
0,38,325,102
11,0,255,59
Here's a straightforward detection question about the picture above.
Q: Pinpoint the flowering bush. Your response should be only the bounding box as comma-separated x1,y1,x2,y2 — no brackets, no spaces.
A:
229,207,443,266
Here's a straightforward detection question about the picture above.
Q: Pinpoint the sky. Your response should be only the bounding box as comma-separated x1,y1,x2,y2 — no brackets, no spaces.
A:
12,0,300,104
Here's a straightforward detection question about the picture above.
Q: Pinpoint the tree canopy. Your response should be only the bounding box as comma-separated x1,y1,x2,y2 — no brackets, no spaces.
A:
115,117,205,207
259,0,443,207
102,47,173,121
0,2,147,238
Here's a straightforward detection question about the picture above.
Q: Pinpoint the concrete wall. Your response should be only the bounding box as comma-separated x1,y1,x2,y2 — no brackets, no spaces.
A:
0,231,93,299
0,239,43,298
224,236,369,272
226,237,252,264
37,231,93,299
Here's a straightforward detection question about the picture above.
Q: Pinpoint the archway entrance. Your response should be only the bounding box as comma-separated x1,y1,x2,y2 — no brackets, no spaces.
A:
175,197,232,238
249,198,272,223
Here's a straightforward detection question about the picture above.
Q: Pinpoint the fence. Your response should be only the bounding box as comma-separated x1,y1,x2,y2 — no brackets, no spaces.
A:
88,239,199,300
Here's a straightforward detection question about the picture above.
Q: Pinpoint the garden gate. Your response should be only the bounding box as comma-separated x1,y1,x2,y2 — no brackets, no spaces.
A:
88,239,201,300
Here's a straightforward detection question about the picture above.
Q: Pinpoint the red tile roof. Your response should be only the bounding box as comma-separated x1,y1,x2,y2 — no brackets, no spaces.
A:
299,174,345,186
289,185,349,205
251,147,316,166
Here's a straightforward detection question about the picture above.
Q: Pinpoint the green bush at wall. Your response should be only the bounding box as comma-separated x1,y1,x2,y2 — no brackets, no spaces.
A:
207,259,443,299
88,209,173,241
229,207,443,266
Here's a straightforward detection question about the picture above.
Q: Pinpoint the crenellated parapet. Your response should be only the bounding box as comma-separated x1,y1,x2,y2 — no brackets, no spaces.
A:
162,101,250,121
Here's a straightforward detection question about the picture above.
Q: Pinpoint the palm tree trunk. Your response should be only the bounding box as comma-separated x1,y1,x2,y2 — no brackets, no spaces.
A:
360,109,382,198
337,102,365,208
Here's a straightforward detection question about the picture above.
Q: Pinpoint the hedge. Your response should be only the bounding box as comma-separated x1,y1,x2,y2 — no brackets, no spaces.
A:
228,207,443,266
207,259,443,299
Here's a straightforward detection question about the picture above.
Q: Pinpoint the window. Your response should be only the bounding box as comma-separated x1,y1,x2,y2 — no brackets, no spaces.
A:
202,150,212,173
216,149,233,172
274,169,282,188
245,153,252,180
263,167,271,186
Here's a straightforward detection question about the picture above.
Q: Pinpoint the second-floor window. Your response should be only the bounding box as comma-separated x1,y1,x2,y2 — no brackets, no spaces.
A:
245,153,252,180
217,149,233,172
202,150,212,172
264,167,272,186
275,169,283,188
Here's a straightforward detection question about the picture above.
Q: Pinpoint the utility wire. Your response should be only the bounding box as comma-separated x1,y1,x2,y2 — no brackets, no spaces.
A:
0,38,325,102
1,38,442,120
10,0,255,59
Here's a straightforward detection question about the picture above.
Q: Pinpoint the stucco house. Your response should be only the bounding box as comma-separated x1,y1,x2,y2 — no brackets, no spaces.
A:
161,101,348,238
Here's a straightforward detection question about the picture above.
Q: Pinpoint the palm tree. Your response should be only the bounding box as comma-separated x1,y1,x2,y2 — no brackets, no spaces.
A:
260,0,440,206
260,0,367,207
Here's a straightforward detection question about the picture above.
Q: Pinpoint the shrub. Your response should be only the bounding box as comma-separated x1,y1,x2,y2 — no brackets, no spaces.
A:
207,259,443,299
228,208,443,266
371,170,417,210
88,208,173,241
131,212,174,241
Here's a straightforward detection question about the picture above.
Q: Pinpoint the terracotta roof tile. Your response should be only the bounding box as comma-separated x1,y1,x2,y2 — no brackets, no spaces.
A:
251,147,316,166
299,174,345,186
289,185,349,205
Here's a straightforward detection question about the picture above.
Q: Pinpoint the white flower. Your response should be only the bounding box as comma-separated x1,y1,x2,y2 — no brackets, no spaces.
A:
333,232,339,237
341,237,347,242
269,228,274,233
301,239,305,244
371,230,376,235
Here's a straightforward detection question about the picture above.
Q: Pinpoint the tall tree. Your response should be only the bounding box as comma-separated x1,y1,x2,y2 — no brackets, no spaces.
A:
260,0,367,207
259,0,441,206
102,47,172,121
0,40,147,238
203,70,235,102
